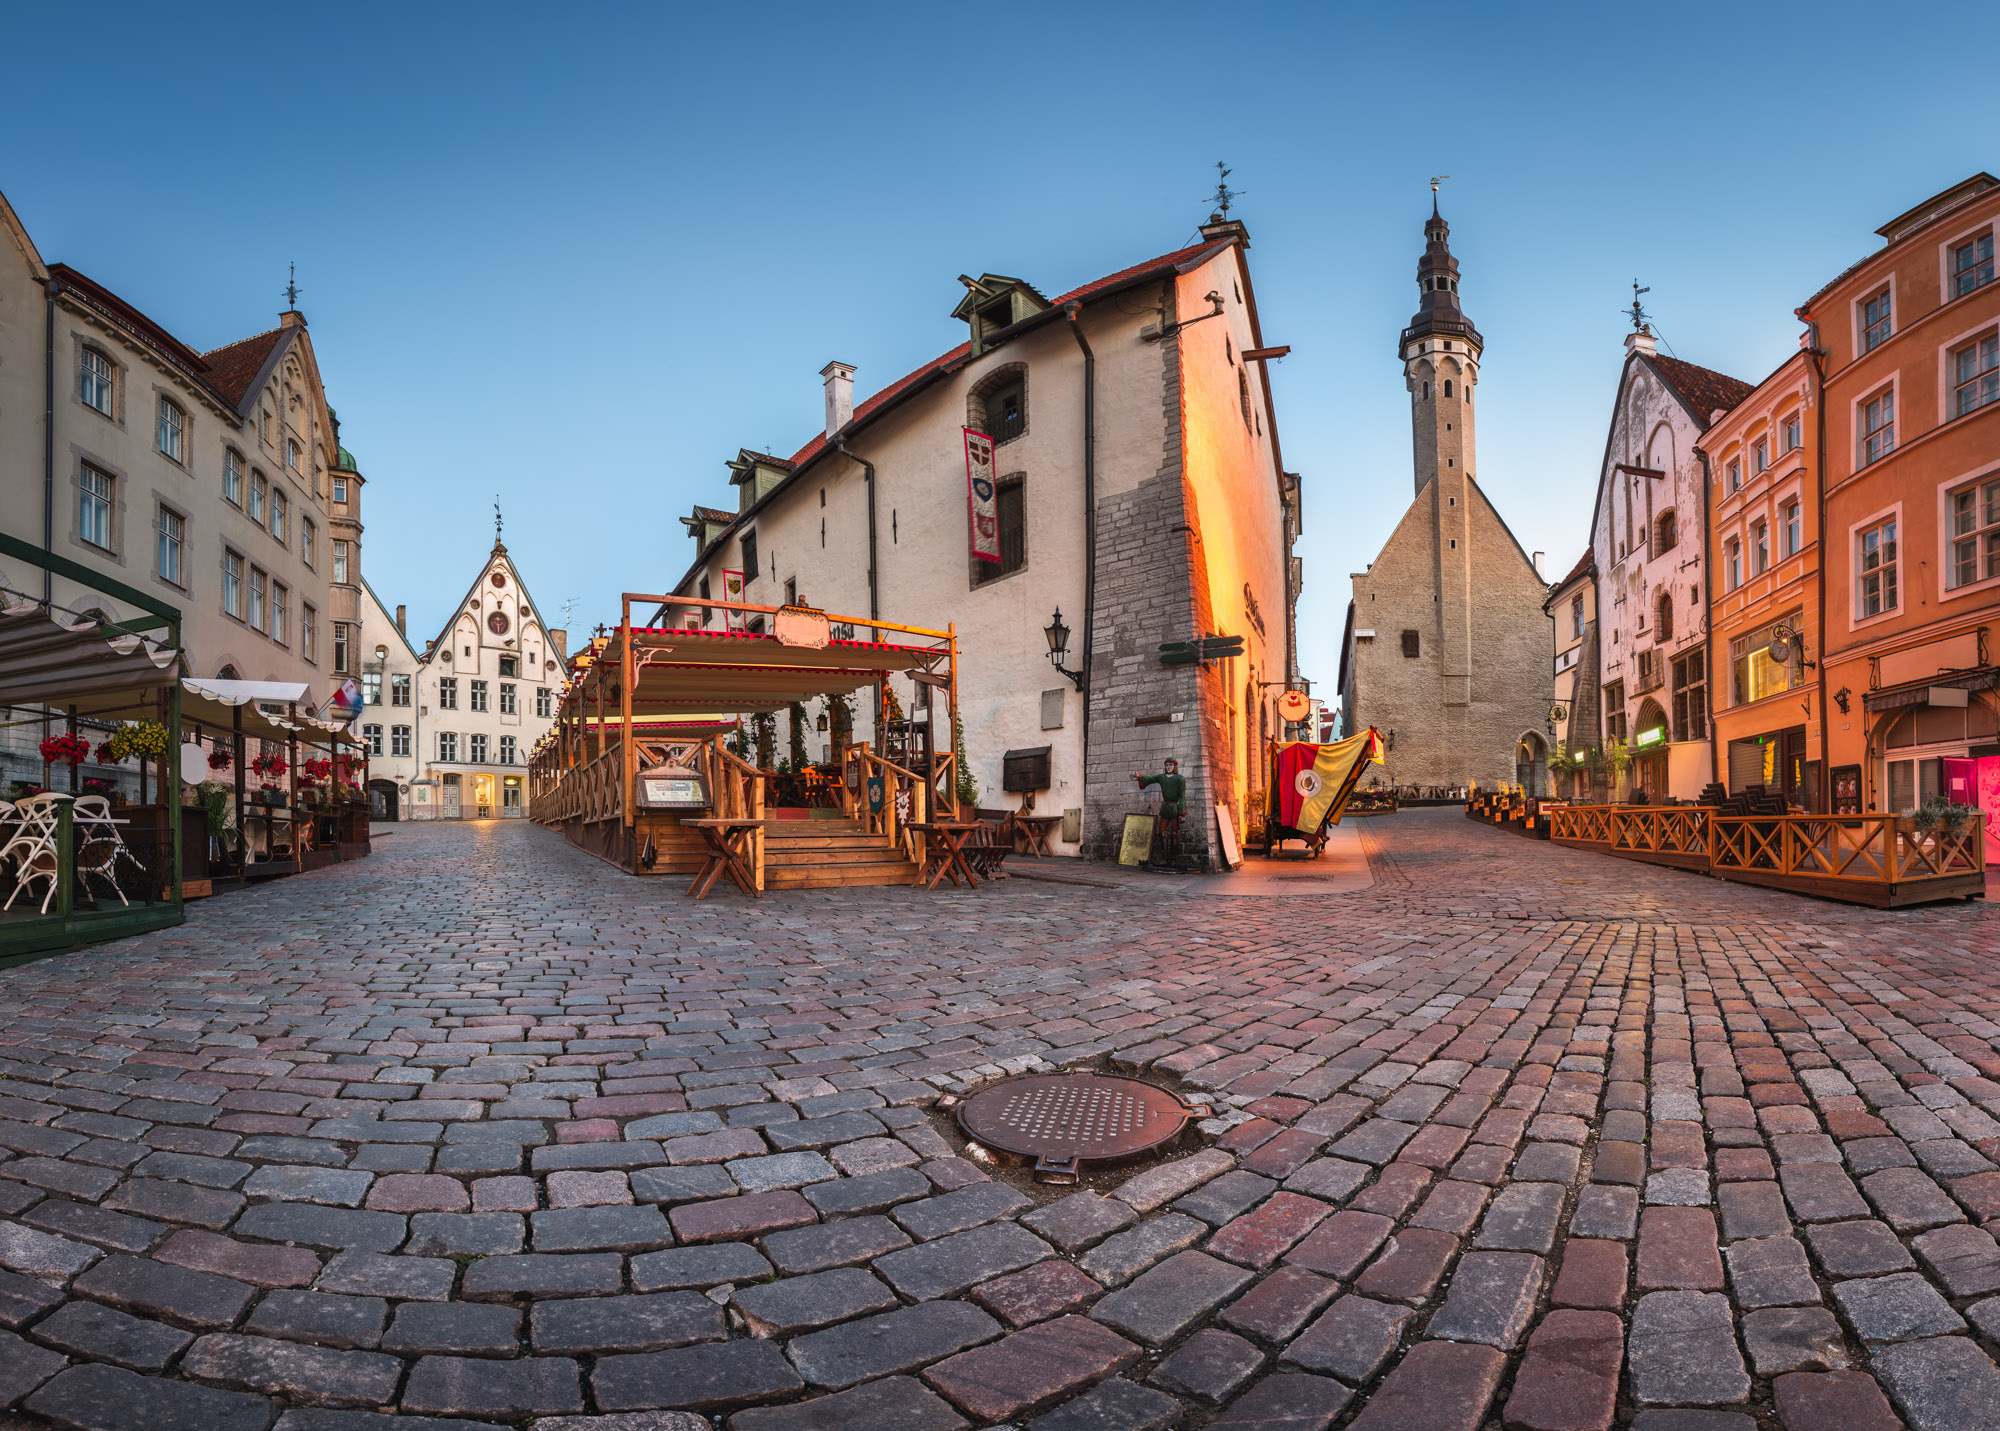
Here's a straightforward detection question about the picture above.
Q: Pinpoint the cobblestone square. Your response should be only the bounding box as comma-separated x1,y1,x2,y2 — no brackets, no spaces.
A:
3,809,2000,1429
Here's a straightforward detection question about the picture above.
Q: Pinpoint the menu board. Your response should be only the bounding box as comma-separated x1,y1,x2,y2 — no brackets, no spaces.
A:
638,775,709,810
1118,813,1156,867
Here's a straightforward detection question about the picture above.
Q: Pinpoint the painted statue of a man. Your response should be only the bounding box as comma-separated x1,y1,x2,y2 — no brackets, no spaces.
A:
1132,758,1186,818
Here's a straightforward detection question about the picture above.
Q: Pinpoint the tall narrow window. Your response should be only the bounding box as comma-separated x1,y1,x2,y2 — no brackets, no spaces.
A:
1953,333,1999,417
1862,289,1892,350
332,540,350,584
499,683,517,715
156,397,185,463
391,675,411,706
1862,390,1894,465
1655,589,1674,641
224,449,243,506
156,507,184,586
438,731,458,762
536,687,552,718
1401,630,1421,658
1672,650,1707,741
1782,499,1802,557
223,550,243,617
499,735,517,765
332,622,350,673
438,677,458,710
270,487,287,543
1726,539,1741,591
1950,477,2000,588
1752,438,1769,474
740,530,758,584
250,472,267,525
1954,231,1995,298
1753,521,1769,574
1570,595,1584,640
390,725,411,757
79,465,113,550
271,583,287,644
303,603,317,661
1726,458,1742,493
469,733,489,764
301,518,315,569
331,475,348,503
1782,415,1802,452
285,439,301,474
974,477,1028,584
470,680,489,713
80,349,113,414
363,724,383,757
1858,519,1898,616
248,567,267,632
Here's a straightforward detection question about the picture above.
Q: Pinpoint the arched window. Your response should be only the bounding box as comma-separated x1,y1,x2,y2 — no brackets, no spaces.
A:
80,348,114,414
1422,381,1431,400
1655,509,1677,553
967,363,1027,443
1443,380,1453,398
1656,590,1674,641
217,665,239,681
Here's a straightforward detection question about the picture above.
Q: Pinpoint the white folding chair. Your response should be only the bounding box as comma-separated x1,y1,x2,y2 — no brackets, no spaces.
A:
1,794,65,914
73,796,145,875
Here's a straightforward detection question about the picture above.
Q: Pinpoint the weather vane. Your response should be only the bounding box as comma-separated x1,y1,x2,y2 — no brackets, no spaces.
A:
1210,161,1244,218
1429,175,1451,215
494,497,504,544
283,262,301,312
1627,279,1653,333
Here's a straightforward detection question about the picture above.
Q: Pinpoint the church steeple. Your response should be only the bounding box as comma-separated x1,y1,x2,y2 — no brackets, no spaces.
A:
1400,202,1483,354
1400,193,1482,499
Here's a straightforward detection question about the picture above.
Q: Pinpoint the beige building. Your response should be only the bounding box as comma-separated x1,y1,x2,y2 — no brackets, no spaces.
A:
1543,551,1598,797
350,574,424,819
1586,328,1751,801
0,186,345,707
669,218,1302,865
1339,201,1553,791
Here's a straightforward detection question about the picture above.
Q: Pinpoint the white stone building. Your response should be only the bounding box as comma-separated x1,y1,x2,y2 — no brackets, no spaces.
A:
350,576,424,819
666,218,1302,864
1586,328,1752,800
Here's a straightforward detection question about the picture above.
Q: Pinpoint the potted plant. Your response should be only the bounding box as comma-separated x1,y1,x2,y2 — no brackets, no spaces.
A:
39,733,90,767
260,783,286,807
208,747,233,772
108,721,169,764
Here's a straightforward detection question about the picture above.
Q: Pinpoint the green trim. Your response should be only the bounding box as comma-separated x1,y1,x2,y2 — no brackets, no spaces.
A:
0,529,182,624
0,905,185,967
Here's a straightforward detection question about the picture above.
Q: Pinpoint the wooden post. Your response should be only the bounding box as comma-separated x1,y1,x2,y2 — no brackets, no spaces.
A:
621,598,635,831
947,624,961,818
751,761,765,893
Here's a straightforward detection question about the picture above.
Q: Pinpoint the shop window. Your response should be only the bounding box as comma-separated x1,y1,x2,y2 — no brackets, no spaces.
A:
1950,476,2000,588
1730,612,1805,705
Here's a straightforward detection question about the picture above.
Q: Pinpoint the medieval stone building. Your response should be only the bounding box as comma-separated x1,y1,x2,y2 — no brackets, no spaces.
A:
1338,201,1553,791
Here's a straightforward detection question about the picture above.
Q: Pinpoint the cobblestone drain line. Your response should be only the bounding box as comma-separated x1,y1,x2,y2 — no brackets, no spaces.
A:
0,811,1995,1429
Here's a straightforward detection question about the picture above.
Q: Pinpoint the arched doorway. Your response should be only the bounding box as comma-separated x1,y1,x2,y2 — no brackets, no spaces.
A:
1515,732,1547,795
368,779,399,821
1632,700,1670,802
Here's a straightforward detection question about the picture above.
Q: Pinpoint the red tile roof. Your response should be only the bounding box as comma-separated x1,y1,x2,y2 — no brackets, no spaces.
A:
202,328,287,407
1647,354,1755,428
783,238,1232,471
1551,548,1594,591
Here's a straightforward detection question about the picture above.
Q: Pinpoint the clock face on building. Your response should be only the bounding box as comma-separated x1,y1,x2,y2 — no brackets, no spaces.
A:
491,572,508,589
488,611,510,635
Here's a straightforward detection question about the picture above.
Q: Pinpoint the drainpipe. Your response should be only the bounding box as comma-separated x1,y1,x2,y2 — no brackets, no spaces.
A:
1065,302,1096,779
43,276,57,602
833,435,877,642
1697,447,1720,792
1804,322,1832,812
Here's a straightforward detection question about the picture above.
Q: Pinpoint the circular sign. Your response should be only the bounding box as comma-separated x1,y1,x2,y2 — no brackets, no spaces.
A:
179,745,209,785
488,611,510,635
1766,635,1793,664
1295,768,1323,799
1277,689,1311,722
491,572,507,589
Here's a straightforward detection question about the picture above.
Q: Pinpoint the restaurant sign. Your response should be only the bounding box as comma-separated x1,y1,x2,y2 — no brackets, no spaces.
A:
964,428,1001,563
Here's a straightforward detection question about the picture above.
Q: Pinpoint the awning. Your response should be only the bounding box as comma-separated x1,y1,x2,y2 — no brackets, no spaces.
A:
0,590,180,708
1863,667,1996,713
577,626,947,718
183,677,310,705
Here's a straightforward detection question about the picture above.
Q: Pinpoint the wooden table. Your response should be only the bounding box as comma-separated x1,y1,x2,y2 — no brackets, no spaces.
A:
682,817,769,900
1013,814,1063,857
909,821,985,891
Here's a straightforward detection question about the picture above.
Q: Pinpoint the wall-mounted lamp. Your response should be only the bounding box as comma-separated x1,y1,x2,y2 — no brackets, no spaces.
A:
1044,609,1085,692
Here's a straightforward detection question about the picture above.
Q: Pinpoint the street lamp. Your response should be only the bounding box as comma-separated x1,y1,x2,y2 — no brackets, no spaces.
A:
1044,609,1084,692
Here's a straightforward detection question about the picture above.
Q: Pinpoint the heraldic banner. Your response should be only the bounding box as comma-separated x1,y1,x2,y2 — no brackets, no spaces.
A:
964,427,1000,563
1273,729,1383,832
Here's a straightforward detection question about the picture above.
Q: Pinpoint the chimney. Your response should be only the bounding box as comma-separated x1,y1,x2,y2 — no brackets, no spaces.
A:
395,605,406,635
821,361,855,439
1625,327,1658,358
1532,551,1545,578
549,628,569,661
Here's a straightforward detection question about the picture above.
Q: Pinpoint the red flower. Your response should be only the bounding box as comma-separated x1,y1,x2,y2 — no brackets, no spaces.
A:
38,734,90,766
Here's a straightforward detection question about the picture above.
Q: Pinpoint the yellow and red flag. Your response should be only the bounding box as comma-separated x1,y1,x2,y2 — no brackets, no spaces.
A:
1273,728,1384,833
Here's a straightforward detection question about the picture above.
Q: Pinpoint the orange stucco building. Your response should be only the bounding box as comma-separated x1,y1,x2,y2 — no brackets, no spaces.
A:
1797,174,2000,815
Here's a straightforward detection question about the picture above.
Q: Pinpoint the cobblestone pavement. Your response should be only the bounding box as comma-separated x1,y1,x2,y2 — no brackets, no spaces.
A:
1,811,1999,1430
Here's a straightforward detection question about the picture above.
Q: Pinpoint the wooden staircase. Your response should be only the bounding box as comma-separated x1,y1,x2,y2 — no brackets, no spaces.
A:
760,816,921,889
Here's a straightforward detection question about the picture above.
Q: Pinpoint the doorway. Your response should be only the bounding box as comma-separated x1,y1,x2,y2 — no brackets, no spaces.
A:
1515,732,1546,796
442,774,461,818
474,774,495,818
368,779,398,821
503,776,523,817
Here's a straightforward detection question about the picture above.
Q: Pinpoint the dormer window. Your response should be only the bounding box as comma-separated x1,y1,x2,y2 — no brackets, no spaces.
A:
978,298,1014,336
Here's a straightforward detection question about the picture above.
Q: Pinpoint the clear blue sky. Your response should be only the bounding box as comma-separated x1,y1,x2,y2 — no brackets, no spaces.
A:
0,2,1979,698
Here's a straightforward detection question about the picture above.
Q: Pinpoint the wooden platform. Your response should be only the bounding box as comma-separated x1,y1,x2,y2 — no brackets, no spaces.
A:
556,809,921,889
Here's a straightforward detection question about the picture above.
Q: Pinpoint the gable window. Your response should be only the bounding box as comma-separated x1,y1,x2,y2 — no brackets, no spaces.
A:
1953,231,1994,298
1782,415,1802,453
223,550,243,617
301,518,315,569
1862,389,1894,465
259,406,271,445
249,471,267,525
1570,594,1584,639
1950,476,2000,589
332,540,349,584
1671,650,1707,741
1862,289,1892,351
1952,333,1999,417
438,731,458,762
499,655,517,678
1726,538,1742,591
303,603,317,661
1655,509,1677,553
79,465,113,550
500,683,517,715
1726,458,1742,493
972,476,1027,585
80,348,113,414
536,686,552,718
224,449,243,506
391,674,411,706
156,507,185,586
390,725,411,757
1753,520,1769,575
1857,518,1898,617
499,735,517,765
470,680,489,713
1782,499,1802,557
1401,629,1421,658
363,724,383,757
248,566,267,633
469,733,489,764
1752,437,1769,474
438,676,458,710
332,622,350,673
156,397,186,463
739,531,758,584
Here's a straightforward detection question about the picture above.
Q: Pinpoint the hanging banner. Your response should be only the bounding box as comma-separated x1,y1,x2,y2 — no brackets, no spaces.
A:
964,427,1001,564
721,570,745,631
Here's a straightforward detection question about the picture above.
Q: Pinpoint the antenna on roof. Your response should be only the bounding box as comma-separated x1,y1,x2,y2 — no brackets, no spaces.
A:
283,262,302,312
1209,161,1244,219
1626,280,1653,334
561,597,580,632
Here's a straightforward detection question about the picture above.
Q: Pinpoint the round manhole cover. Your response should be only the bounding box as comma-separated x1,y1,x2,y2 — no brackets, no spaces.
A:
957,1072,1194,1180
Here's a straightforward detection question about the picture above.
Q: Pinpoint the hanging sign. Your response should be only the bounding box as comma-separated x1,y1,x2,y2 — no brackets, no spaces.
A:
964,428,1001,564
721,570,745,631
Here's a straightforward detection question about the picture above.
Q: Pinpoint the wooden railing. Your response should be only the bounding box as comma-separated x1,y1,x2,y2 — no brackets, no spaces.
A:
1548,803,1988,906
